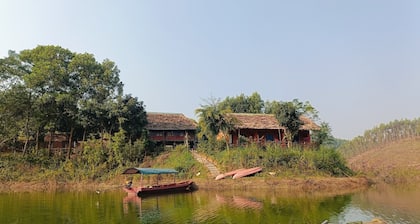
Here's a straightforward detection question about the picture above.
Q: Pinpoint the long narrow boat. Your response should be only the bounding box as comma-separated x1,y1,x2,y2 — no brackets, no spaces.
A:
122,167,196,197
215,168,246,180
232,167,262,179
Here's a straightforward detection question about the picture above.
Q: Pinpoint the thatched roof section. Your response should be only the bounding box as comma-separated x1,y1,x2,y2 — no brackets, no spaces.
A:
146,113,197,130
299,115,320,130
227,113,284,130
227,113,319,131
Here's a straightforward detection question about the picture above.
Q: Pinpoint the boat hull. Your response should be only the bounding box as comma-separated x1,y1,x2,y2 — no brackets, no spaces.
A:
232,167,262,179
215,168,246,180
124,181,196,197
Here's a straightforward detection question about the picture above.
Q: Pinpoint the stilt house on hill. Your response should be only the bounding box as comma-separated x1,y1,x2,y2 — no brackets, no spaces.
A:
146,113,197,148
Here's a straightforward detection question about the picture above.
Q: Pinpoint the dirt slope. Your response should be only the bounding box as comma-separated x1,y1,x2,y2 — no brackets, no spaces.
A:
347,138,420,184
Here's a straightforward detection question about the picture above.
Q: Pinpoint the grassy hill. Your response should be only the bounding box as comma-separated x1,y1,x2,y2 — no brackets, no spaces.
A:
346,138,420,184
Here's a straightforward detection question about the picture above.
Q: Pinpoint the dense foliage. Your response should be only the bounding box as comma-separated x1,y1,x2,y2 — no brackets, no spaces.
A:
197,143,352,177
338,118,420,159
0,46,148,155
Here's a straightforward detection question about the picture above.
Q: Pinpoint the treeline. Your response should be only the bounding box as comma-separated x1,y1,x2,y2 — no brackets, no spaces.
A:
0,45,150,158
338,118,420,159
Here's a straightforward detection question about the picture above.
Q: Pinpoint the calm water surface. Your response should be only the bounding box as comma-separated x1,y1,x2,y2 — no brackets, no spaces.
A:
0,185,419,224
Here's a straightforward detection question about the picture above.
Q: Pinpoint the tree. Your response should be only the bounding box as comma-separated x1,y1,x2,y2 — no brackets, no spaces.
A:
219,92,264,113
265,99,319,147
195,97,236,149
0,45,133,155
0,50,35,151
312,122,334,148
275,101,303,147
117,94,148,143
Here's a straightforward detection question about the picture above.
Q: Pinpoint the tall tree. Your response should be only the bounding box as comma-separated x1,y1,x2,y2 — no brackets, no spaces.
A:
117,94,148,143
311,122,334,148
220,92,263,113
195,97,235,145
0,45,129,154
265,99,319,147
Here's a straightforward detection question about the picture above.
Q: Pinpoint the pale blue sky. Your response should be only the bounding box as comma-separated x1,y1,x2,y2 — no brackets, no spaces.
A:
1,0,420,139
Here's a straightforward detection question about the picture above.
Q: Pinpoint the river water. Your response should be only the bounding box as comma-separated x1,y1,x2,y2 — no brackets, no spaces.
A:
0,185,419,224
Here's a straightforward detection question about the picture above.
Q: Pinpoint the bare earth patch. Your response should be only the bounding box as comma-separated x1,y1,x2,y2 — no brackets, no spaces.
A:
1,176,369,194
348,138,420,184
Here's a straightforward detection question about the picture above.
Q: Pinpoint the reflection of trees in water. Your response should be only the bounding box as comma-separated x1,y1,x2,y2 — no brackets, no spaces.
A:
205,190,352,224
121,190,353,224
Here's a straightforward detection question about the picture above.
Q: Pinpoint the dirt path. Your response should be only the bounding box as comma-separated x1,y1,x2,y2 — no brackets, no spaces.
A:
191,150,220,177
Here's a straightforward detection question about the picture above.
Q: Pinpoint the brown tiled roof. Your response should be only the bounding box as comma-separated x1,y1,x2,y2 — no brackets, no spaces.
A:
227,113,284,130
146,113,197,130
299,115,320,130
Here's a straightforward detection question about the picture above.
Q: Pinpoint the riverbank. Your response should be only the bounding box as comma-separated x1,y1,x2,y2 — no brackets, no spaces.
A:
0,176,370,194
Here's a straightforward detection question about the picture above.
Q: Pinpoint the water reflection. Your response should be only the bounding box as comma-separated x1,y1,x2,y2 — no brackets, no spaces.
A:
121,190,352,224
349,185,420,223
1,185,419,224
215,194,263,209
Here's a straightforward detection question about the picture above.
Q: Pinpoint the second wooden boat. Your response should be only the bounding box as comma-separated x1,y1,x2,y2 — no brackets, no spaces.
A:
215,168,246,180
232,167,262,179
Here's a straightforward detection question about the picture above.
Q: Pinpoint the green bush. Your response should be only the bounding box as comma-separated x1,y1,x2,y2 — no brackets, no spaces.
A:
206,144,353,177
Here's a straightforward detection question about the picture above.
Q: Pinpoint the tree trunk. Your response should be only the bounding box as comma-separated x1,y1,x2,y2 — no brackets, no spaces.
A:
23,111,31,154
48,131,53,155
35,130,39,151
67,127,74,160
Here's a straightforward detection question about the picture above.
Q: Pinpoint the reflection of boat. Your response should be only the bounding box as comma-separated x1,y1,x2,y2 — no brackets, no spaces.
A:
232,167,262,179
215,168,246,180
122,167,196,197
232,196,263,209
215,194,263,209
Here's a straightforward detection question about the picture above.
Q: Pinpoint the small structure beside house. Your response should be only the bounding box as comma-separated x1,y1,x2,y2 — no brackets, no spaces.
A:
297,115,320,144
44,132,69,150
146,112,197,148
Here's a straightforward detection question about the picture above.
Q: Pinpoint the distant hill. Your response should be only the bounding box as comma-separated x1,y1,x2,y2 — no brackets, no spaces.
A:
337,118,420,184
338,118,420,159
346,138,420,184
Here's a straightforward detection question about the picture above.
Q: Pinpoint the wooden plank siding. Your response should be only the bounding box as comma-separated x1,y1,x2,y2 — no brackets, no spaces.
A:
226,113,285,146
226,113,319,146
146,112,198,148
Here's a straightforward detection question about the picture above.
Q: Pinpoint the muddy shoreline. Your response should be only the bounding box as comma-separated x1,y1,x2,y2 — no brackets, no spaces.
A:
0,176,370,194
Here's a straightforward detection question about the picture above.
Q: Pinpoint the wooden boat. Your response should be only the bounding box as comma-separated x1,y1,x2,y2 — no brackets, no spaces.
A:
232,167,262,179
215,168,246,180
122,167,196,197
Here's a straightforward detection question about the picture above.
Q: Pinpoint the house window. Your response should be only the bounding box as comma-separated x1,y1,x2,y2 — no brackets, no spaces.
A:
266,134,274,141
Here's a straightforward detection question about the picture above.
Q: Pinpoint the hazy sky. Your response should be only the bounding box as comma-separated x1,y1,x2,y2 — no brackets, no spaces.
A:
1,0,419,139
